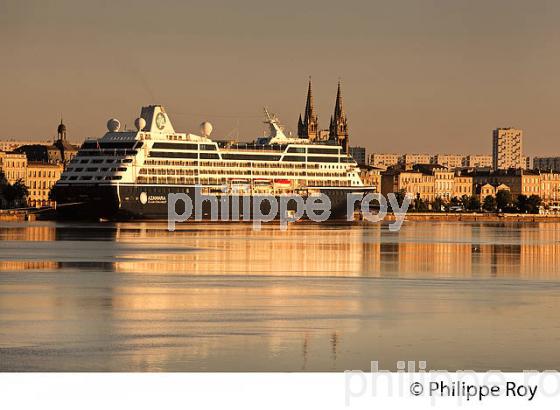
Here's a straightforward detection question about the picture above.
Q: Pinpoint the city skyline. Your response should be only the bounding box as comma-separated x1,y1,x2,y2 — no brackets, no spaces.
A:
2,0,560,156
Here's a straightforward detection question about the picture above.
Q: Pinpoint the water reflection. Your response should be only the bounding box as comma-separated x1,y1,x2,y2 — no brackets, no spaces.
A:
3,221,560,279
1,221,560,371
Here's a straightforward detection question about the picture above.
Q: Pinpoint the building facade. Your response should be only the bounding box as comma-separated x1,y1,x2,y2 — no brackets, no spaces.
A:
400,153,432,166
358,165,382,192
432,154,464,169
453,175,474,198
381,170,436,203
0,151,27,184
0,140,49,152
433,168,456,201
492,127,523,170
533,157,560,172
369,153,400,169
463,154,493,168
25,162,64,207
470,169,559,205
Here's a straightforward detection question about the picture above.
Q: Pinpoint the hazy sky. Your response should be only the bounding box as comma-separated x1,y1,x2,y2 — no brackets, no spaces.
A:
1,0,560,156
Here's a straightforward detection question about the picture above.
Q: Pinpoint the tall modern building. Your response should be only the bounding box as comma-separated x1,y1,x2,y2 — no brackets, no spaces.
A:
349,146,366,166
492,128,523,170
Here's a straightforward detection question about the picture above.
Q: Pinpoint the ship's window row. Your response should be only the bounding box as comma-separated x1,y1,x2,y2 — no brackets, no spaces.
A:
66,175,122,181
134,176,351,187
66,166,126,172
138,166,345,179
77,149,137,157
141,159,349,172
73,158,130,164
81,141,142,149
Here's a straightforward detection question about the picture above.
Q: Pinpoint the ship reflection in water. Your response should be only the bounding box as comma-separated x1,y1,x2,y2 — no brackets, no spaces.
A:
1,221,560,371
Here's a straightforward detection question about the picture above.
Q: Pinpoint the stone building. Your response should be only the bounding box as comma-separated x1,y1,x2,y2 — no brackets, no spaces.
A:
453,175,474,198
381,165,476,205
25,162,63,207
475,183,511,202
0,151,27,184
469,169,560,206
358,165,382,192
381,168,436,203
47,119,78,166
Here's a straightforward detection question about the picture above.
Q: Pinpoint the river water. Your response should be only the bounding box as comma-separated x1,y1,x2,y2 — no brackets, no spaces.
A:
1,221,560,371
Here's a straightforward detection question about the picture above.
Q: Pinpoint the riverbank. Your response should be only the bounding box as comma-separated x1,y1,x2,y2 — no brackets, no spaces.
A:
2,210,559,223
383,212,560,223
0,210,37,222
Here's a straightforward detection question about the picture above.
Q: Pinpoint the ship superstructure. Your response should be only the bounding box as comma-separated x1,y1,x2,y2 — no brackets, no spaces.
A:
53,105,372,220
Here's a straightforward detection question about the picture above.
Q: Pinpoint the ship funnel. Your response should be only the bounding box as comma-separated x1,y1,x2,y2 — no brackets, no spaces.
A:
139,105,175,133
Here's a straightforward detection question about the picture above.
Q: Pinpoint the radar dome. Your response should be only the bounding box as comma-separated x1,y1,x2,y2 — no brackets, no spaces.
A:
107,118,120,132
200,121,213,137
134,117,146,131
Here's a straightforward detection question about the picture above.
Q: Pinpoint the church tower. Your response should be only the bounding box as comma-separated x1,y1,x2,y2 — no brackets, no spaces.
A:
329,81,349,152
57,118,67,141
297,79,318,140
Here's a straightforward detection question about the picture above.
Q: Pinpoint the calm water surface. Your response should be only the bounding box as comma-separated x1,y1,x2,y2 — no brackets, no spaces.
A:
1,221,560,371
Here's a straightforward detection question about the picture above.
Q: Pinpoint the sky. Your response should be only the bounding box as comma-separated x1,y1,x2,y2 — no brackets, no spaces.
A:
1,0,560,156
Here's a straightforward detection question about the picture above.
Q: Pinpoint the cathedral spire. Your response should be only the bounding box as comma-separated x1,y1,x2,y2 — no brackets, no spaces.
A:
334,80,345,121
329,80,349,152
298,77,318,140
304,78,315,120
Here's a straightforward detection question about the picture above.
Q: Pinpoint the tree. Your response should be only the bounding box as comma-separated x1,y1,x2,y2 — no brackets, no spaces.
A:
483,195,496,212
410,193,429,212
389,189,408,213
469,196,481,211
516,194,529,213
12,179,28,202
496,189,512,212
0,178,28,209
526,195,542,214
462,195,480,211
393,189,407,207
433,197,445,212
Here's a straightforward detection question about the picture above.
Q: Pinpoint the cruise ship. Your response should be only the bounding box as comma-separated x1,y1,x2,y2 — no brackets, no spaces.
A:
52,105,373,220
